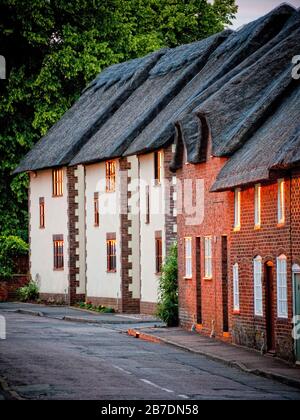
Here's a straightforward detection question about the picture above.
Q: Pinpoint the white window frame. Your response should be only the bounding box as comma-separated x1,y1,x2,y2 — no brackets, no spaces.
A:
233,263,240,312
254,256,263,316
204,237,213,279
277,255,288,319
185,237,192,279
278,179,285,225
254,184,261,228
234,188,241,230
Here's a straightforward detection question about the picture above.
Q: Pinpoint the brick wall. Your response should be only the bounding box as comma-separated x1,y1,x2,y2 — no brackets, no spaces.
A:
119,158,140,313
0,275,29,302
177,153,231,338
229,177,296,362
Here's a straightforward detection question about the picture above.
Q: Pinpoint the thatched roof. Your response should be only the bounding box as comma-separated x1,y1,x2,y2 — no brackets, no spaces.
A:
70,31,230,166
211,82,300,191
15,3,299,180
125,4,295,159
14,50,164,173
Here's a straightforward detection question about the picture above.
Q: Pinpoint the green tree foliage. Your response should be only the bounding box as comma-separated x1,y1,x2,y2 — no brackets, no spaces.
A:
0,0,237,240
0,235,29,278
157,243,179,327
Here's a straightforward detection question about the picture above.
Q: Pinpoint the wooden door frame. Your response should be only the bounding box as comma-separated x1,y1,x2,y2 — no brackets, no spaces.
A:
265,261,275,352
292,264,300,363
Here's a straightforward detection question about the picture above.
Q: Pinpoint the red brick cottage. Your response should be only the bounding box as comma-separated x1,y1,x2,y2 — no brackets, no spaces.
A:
174,7,300,363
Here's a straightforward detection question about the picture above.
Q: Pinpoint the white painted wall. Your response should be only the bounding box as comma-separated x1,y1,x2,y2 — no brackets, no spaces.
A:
85,162,121,301
30,169,69,295
75,165,86,295
139,152,166,304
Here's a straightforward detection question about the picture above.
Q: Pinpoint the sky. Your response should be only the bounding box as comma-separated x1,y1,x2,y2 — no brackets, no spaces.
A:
230,0,300,29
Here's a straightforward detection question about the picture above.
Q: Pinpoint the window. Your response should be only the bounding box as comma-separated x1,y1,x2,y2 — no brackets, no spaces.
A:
155,232,163,274
39,197,45,228
154,151,163,185
145,185,150,224
254,256,263,316
106,161,116,192
107,234,117,272
233,263,240,312
277,255,288,318
234,188,241,230
204,237,213,279
94,193,99,227
185,237,192,278
52,169,63,197
53,236,64,270
278,179,285,224
254,184,261,228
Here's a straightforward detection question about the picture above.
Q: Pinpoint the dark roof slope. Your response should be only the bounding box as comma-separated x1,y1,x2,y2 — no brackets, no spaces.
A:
70,31,230,166
211,82,300,192
124,4,295,158
14,50,164,174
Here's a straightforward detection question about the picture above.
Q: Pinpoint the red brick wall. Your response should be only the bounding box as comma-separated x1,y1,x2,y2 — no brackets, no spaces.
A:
229,177,297,362
0,275,29,302
177,154,231,338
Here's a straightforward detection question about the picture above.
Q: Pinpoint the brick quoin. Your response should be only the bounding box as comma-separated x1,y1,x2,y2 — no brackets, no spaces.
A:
119,158,140,314
67,166,82,305
177,150,231,339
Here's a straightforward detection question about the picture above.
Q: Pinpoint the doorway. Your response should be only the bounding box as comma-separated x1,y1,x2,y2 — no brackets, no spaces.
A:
265,262,275,352
196,237,202,325
293,266,300,364
222,236,229,333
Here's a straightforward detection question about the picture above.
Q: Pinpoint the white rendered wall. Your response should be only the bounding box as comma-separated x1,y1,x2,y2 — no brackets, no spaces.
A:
139,152,166,304
85,162,121,301
30,169,69,295
75,165,86,295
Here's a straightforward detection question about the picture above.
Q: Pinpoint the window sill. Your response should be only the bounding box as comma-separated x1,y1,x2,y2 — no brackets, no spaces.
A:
155,272,162,276
53,268,64,272
94,224,100,228
233,310,240,315
254,225,261,231
277,222,285,228
52,195,63,198
105,190,116,194
184,276,193,280
203,276,213,281
107,270,117,274
233,226,241,232
39,226,45,230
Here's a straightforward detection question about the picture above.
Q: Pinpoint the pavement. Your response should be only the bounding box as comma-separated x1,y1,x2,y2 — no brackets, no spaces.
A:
0,307,300,400
0,302,164,330
127,327,300,390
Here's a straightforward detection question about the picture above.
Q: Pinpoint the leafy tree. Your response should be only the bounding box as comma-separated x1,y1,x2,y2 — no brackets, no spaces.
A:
157,243,178,327
0,0,237,240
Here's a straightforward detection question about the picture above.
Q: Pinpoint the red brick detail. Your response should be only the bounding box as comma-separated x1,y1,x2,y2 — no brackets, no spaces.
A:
119,158,140,314
67,166,82,305
0,275,29,302
164,145,177,255
140,301,157,315
86,296,120,312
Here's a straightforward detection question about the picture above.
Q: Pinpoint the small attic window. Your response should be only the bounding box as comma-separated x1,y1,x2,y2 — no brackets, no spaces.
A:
106,161,116,193
52,169,63,197
154,151,163,185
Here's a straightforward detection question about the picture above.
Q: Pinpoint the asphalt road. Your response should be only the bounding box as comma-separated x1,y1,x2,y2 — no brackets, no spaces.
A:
0,310,300,400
